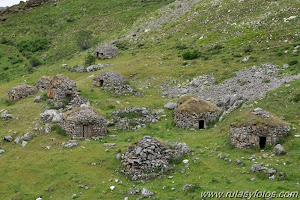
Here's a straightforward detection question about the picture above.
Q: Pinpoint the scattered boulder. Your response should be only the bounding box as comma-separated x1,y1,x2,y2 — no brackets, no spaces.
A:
44,123,51,134
70,64,109,73
163,102,177,110
34,96,42,102
65,142,78,148
120,136,192,180
274,144,286,155
23,133,32,141
1,110,15,120
4,135,13,142
7,83,37,101
94,45,119,59
14,137,22,144
40,110,62,123
21,141,28,147
0,149,5,154
251,163,263,172
141,188,154,198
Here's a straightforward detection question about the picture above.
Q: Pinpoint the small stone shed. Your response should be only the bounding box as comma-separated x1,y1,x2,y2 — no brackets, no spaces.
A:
7,83,37,101
61,106,107,138
47,75,77,101
230,108,290,149
36,76,52,91
174,95,221,129
92,71,126,87
94,45,119,59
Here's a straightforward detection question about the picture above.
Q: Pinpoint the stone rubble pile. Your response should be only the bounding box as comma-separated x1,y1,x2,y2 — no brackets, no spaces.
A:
70,63,109,73
110,107,164,131
1,110,15,120
120,136,192,180
7,83,37,101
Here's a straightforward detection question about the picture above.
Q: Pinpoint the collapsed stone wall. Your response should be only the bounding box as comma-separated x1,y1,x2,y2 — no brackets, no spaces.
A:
120,136,192,180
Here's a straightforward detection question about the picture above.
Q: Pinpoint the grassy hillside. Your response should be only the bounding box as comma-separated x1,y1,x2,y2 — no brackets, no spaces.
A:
0,0,299,199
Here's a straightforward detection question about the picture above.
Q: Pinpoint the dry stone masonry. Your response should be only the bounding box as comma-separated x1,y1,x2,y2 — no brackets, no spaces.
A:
7,83,37,101
120,136,192,180
61,105,107,138
47,75,77,101
36,76,52,91
92,71,141,96
94,45,119,59
174,95,221,129
230,108,290,149
70,63,109,73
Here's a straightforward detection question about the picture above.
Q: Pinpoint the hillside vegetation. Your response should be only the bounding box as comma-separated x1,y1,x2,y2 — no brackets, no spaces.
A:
0,0,299,199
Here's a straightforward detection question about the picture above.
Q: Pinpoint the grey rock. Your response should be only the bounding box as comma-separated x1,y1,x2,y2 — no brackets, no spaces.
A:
34,96,42,102
4,135,13,142
21,141,28,147
242,56,251,62
23,133,32,141
44,123,51,134
40,110,62,123
251,163,263,172
250,177,255,182
274,144,285,155
1,110,15,120
115,153,121,160
141,188,154,198
14,137,22,144
72,194,78,198
104,143,115,147
65,142,78,148
0,149,5,154
163,102,177,110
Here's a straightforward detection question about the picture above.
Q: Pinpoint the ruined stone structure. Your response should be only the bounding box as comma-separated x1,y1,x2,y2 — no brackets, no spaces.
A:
92,71,126,87
230,108,290,149
61,106,107,138
174,95,221,129
7,83,37,101
94,45,119,59
47,75,77,101
36,76,52,91
120,136,192,180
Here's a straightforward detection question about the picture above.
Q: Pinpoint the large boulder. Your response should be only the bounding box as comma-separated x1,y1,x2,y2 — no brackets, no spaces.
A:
40,110,62,123
274,144,286,155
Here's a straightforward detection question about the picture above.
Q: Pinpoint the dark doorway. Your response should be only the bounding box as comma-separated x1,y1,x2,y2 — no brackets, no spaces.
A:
100,80,104,87
199,120,205,129
82,125,88,137
259,137,266,149
96,52,99,57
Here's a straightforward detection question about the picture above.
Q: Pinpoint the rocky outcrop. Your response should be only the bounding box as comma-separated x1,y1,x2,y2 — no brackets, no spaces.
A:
7,83,37,101
120,136,192,180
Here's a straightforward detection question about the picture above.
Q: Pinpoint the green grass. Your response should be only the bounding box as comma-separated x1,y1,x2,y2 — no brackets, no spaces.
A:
0,0,299,199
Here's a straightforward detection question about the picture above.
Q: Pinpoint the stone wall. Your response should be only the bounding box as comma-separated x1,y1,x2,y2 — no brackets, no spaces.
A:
61,107,107,138
230,124,290,149
47,75,77,101
7,83,37,101
174,110,221,129
36,76,52,91
92,71,126,87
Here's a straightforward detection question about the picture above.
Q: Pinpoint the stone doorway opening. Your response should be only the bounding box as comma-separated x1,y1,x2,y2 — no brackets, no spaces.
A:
199,120,205,129
99,80,104,87
259,137,266,149
82,125,89,137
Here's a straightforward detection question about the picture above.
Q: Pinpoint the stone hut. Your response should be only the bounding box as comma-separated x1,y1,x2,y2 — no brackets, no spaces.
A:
36,76,52,91
174,95,221,129
61,105,107,138
47,75,77,101
230,108,290,149
7,83,37,101
92,71,126,87
94,45,119,59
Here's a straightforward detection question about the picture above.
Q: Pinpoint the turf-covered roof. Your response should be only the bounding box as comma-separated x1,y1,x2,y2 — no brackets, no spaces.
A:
176,94,220,114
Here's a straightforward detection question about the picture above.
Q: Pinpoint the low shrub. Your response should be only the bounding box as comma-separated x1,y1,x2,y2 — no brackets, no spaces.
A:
182,50,201,60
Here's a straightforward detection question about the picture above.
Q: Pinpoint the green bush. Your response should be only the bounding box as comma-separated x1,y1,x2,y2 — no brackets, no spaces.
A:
84,55,96,66
243,45,253,53
29,57,42,67
288,60,298,65
17,37,49,52
75,30,94,50
0,37,14,45
182,50,201,60
51,124,66,136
